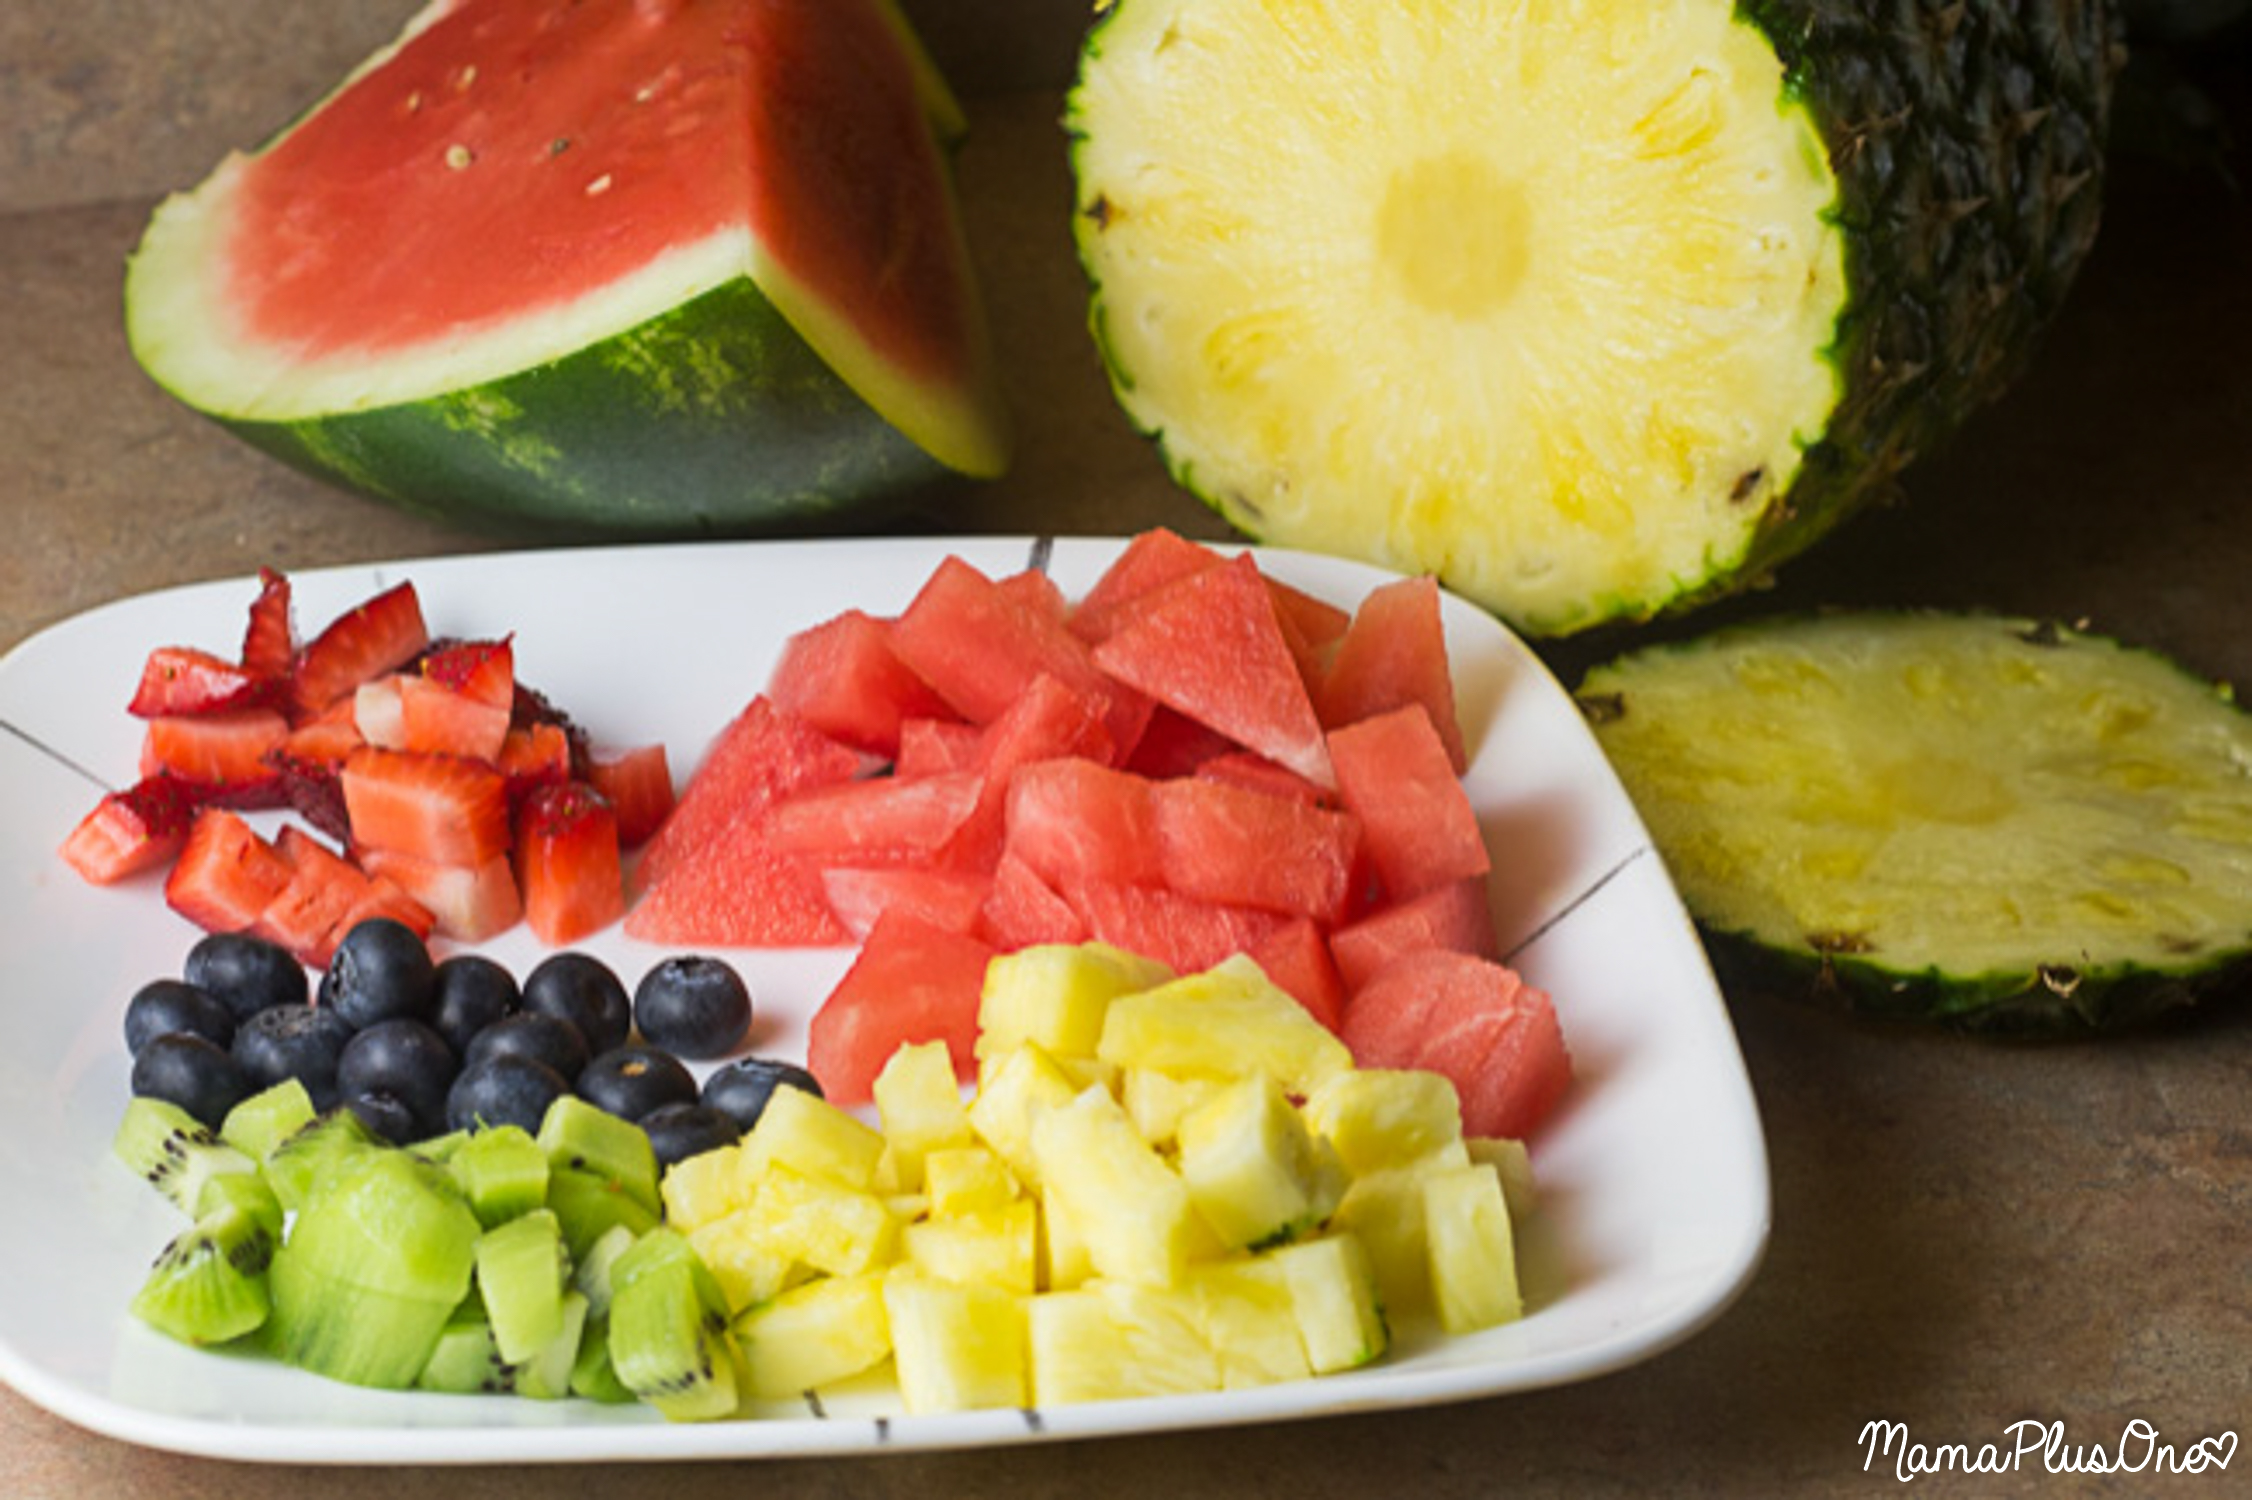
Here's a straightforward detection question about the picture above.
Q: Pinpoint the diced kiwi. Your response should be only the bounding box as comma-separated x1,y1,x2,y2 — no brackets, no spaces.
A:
112,1095,257,1216
263,1107,384,1215
537,1095,660,1217
415,1308,518,1395
218,1078,318,1164
449,1124,551,1228
569,1310,639,1404
515,1289,590,1401
607,1228,738,1422
193,1166,283,1239
474,1207,568,1365
546,1165,661,1263
129,1199,274,1347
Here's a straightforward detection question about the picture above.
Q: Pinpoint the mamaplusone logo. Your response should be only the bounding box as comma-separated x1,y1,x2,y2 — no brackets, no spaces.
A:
1860,1419,2238,1483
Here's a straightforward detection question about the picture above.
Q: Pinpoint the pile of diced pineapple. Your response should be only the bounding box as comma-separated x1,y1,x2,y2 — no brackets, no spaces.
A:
662,942,1536,1414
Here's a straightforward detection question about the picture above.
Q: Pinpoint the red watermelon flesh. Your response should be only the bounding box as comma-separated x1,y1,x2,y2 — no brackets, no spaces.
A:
1327,876,1500,994
761,769,983,870
978,850,1087,950
1068,526,1224,644
895,717,986,779
820,865,989,941
1342,949,1570,1139
1316,574,1468,773
806,911,994,1103
1327,703,1490,900
768,608,955,757
1147,775,1361,924
632,696,865,890
1062,876,1289,978
623,829,849,947
1244,917,1347,1033
1002,757,1166,890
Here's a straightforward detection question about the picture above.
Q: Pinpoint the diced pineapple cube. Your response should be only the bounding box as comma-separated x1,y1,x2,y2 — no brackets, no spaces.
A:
1120,1066,1223,1150
743,1084,886,1192
923,1145,1019,1218
883,1269,1028,1413
1032,1086,1209,1288
872,1040,976,1192
1466,1136,1538,1221
1175,1073,1344,1251
686,1208,801,1314
1262,1234,1388,1375
1301,1068,1465,1178
734,1272,893,1399
904,1199,1039,1294
1422,1163,1524,1334
1190,1257,1313,1390
1028,1280,1217,1406
967,1044,1080,1187
1096,955,1352,1095
1038,1179,1093,1292
659,1141,753,1232
977,941,1173,1062
1326,1147,1469,1317
755,1163,899,1278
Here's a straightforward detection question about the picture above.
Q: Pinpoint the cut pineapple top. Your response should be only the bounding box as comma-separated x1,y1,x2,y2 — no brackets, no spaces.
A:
1072,0,1845,634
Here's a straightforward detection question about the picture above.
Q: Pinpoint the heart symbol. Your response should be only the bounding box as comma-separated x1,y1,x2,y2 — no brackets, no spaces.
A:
2211,1431,2238,1469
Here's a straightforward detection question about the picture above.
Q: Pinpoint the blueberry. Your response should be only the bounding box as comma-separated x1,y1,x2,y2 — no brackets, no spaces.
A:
429,954,519,1056
446,1053,571,1135
336,1018,458,1139
633,956,752,1060
578,1045,698,1122
463,1012,590,1083
522,952,632,1055
123,978,237,1056
700,1056,821,1132
231,1003,356,1110
131,1032,254,1129
320,917,438,1030
639,1103,744,1170
183,931,308,1022
344,1090,422,1146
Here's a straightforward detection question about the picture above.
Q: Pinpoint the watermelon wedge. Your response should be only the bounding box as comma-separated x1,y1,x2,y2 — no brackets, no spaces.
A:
124,0,1009,534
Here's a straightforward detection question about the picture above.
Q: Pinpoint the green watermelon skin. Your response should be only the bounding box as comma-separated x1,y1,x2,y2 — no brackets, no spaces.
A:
208,278,942,537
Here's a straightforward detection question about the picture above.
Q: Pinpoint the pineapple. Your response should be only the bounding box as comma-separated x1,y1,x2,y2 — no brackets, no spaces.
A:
1174,1073,1345,1252
903,1200,1040,1295
752,1163,899,1279
1328,1147,1473,1317
742,1083,886,1192
883,1269,1030,1413
966,1043,1081,1186
1069,0,2118,635
1031,1085,1213,1288
685,1209,802,1314
872,1039,977,1192
977,941,1174,1062
1302,1068,1465,1178
1264,1234,1388,1376
1096,955,1353,1094
1423,1163,1524,1335
1120,1066,1223,1150
1028,1281,1218,1405
922,1145,1019,1218
734,1272,893,1400
1189,1257,1313,1391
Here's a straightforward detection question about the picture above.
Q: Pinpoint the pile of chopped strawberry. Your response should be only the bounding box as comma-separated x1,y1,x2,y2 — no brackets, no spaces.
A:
60,570,670,964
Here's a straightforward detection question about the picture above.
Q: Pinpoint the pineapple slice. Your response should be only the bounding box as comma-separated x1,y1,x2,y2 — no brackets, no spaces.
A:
1028,1281,1218,1405
1327,1145,1473,1317
1423,1162,1524,1334
872,1040,977,1192
922,1144,1019,1218
978,941,1174,1062
1096,955,1352,1095
904,1199,1040,1295
883,1269,1029,1414
967,1043,1081,1187
753,1163,899,1278
1466,1136,1538,1222
734,1272,893,1400
1038,1179,1094,1292
1190,1257,1313,1391
1120,1066,1224,1151
1302,1068,1465,1178
659,1141,753,1232
1264,1234,1388,1376
1031,1085,1211,1288
1175,1073,1344,1252
743,1084,886,1192
686,1207,803,1315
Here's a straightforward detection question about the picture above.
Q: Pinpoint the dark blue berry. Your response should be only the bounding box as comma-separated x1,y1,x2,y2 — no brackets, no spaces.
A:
183,931,308,1022
700,1056,821,1132
123,978,237,1056
336,1018,458,1139
522,952,632,1055
578,1045,698,1122
320,917,438,1030
344,1090,421,1146
231,1003,356,1110
429,954,519,1056
446,1053,570,1135
639,1103,744,1170
132,1032,254,1129
633,955,751,1060
463,1012,589,1082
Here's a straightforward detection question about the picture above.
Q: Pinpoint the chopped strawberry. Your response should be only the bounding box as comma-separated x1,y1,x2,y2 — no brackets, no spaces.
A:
253,826,381,968
58,774,204,884
291,580,428,717
164,809,295,934
358,670,512,761
265,701,364,841
239,567,297,685
141,709,291,794
414,637,515,708
583,744,675,848
340,745,512,867
515,781,624,944
498,722,575,814
357,846,521,942
127,646,273,718
343,871,439,945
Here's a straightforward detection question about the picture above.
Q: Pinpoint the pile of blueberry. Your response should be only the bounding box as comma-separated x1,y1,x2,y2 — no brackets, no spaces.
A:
126,917,821,1167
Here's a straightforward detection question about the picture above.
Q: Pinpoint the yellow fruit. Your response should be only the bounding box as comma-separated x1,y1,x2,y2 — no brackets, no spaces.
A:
872,1039,976,1192
1096,955,1352,1094
977,941,1174,1062
1175,1073,1344,1252
1423,1163,1524,1334
883,1269,1029,1413
734,1272,893,1400
1031,1085,1210,1288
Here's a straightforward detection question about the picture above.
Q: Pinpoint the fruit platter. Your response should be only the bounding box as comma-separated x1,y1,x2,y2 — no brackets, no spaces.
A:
0,535,1766,1462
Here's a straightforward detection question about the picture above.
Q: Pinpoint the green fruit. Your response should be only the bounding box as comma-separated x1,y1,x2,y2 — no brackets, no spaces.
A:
111,1096,256,1216
607,1228,739,1422
124,0,1007,536
129,1200,275,1348
1579,611,2252,1032
537,1094,660,1218
1068,0,2118,635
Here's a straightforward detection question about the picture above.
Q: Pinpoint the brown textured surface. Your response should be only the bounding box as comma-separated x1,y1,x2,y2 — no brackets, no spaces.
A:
3,5,2249,1496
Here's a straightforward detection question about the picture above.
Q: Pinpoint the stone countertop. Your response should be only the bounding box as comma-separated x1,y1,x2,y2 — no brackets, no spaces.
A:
4,6,2249,1497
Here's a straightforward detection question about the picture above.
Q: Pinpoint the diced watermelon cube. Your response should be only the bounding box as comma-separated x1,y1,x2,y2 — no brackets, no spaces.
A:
937,673,1119,872
1121,704,1239,779
1062,876,1289,977
1068,527,1225,644
761,770,984,869
895,717,985,779
768,608,955,756
820,865,991,941
1341,950,1571,1139
1316,574,1468,773
1002,757,1165,890
1244,917,1347,1033
1192,750,1336,808
978,850,1086,951
997,567,1070,623
1326,704,1489,901
1148,775,1361,924
1327,877,1500,994
1091,552,1333,788
806,912,996,1104
164,809,295,934
624,822,852,947
633,697,865,891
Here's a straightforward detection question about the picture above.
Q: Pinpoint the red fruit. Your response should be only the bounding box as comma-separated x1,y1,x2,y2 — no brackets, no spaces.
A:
768,609,954,757
1327,877,1500,994
340,745,512,866
516,781,625,945
1092,552,1333,788
1062,876,1288,977
497,722,575,811
1068,527,1223,644
253,825,382,967
1120,704,1238,780
415,637,515,708
127,646,272,718
978,850,1085,950
265,701,363,841
391,673,514,761
1244,917,1347,1032
1002,757,1165,890
583,743,675,848
1316,574,1467,773
761,770,984,870
633,697,865,891
1148,774,1361,924
239,567,297,684
1326,703,1489,901
1340,950,1570,1140
819,865,989,941
58,774,204,884
358,846,522,942
1192,750,1335,808
291,580,429,717
623,828,850,948
895,717,984,778
806,912,995,1104
139,709,291,799
164,809,295,934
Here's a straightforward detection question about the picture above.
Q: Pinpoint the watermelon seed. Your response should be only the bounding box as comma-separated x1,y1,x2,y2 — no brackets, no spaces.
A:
454,64,479,91
586,174,614,197
446,144,475,171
